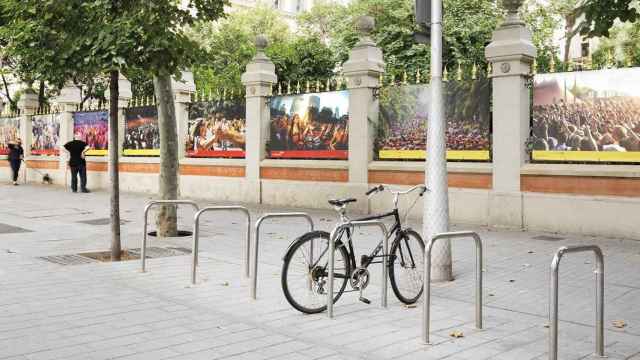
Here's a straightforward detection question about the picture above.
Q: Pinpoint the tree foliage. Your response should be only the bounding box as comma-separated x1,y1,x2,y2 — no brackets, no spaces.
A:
189,5,335,92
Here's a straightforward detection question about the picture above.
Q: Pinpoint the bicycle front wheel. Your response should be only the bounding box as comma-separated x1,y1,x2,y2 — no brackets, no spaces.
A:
281,231,350,314
389,229,425,304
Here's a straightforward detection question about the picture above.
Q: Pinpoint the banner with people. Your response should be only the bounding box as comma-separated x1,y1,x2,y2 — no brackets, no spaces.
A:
73,111,108,156
268,90,349,159
31,113,61,156
186,100,246,158
0,116,20,156
531,67,640,163
124,106,159,156
376,80,492,161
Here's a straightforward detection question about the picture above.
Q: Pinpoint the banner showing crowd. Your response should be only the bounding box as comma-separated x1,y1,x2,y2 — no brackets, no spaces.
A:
376,80,492,161
186,100,246,158
268,90,349,159
0,116,20,155
532,67,640,163
31,113,61,156
124,106,160,156
73,111,108,156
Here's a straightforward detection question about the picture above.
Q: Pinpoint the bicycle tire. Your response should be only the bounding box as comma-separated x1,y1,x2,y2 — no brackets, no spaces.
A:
281,230,350,314
388,229,425,304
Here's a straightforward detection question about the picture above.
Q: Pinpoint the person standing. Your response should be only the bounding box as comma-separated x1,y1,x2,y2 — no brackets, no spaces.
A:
7,138,24,185
64,134,90,193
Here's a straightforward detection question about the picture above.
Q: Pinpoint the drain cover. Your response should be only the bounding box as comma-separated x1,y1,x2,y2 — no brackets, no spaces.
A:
127,246,191,258
532,235,565,241
0,223,32,234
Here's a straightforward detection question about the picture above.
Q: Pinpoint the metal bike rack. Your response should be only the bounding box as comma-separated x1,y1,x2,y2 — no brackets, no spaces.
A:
422,231,483,344
192,206,251,285
251,213,314,300
549,245,604,360
327,220,389,318
141,200,200,272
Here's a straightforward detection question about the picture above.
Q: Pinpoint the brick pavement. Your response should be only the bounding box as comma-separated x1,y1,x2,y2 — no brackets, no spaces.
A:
1,184,640,359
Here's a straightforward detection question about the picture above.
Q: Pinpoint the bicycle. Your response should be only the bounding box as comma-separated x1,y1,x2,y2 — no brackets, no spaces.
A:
281,184,428,314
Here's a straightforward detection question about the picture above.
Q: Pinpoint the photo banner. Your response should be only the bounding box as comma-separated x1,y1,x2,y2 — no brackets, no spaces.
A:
376,80,491,161
0,116,20,155
268,90,349,160
532,67,640,163
124,106,159,156
31,113,61,156
73,111,108,156
187,100,246,158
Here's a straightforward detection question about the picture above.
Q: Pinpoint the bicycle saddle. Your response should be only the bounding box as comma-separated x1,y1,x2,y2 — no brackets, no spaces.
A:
328,198,357,206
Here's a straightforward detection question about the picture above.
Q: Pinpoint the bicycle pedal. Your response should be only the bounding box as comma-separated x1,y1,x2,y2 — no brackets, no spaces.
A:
359,296,371,304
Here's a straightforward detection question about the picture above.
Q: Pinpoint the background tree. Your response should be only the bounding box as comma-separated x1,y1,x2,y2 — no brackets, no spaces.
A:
0,0,226,257
189,5,334,92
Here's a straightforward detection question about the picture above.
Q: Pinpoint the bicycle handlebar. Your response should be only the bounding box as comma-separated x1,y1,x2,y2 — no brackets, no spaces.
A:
367,184,428,197
365,184,385,196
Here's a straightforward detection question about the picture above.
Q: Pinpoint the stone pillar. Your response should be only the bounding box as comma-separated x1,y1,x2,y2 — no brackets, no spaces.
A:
343,16,385,187
485,0,536,228
54,84,82,184
241,35,277,202
171,71,196,161
18,87,39,182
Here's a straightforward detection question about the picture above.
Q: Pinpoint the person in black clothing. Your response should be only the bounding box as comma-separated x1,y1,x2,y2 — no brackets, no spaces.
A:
64,135,90,193
7,139,23,185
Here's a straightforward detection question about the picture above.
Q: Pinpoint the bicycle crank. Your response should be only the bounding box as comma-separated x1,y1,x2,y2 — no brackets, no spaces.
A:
350,267,371,304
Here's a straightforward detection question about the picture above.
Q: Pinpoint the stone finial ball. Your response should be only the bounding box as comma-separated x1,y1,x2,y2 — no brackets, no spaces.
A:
255,35,268,50
355,16,375,35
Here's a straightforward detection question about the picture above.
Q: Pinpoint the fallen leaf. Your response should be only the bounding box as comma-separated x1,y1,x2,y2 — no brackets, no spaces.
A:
221,281,229,286
449,330,464,338
528,250,534,254
488,293,495,297
509,279,515,283
543,324,549,328
612,320,626,328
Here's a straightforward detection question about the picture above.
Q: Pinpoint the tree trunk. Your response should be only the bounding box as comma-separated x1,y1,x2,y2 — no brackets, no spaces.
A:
154,74,179,237
564,16,576,63
109,70,122,261
38,80,46,108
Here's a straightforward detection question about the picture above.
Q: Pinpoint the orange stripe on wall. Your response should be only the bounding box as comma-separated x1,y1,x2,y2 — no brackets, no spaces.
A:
368,170,492,189
180,165,245,177
25,160,59,170
521,175,640,197
86,162,107,172
261,167,348,182
119,163,159,173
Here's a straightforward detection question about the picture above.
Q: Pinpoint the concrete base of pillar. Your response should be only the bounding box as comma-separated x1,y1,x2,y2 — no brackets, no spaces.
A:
488,191,524,230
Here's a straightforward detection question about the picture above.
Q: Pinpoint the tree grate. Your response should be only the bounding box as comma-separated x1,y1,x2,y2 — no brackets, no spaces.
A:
0,223,32,234
76,218,129,226
532,235,565,241
37,247,191,266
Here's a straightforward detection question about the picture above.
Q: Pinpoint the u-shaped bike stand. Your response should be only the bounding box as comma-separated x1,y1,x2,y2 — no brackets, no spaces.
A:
422,231,483,344
251,213,315,300
327,220,389,318
549,245,605,360
141,200,200,273
192,206,251,285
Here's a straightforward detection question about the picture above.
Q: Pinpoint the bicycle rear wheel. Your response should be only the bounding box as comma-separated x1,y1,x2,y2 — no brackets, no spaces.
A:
281,231,350,314
389,229,425,304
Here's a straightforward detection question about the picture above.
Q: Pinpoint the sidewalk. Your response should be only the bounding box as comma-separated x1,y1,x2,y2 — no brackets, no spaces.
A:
0,184,639,359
